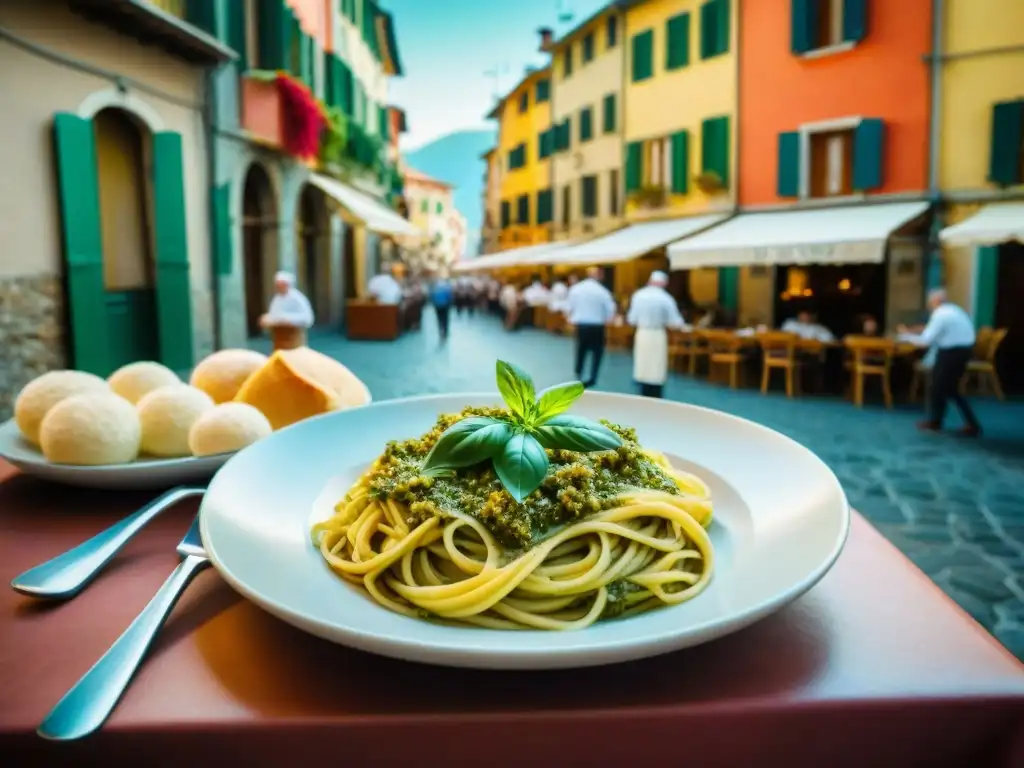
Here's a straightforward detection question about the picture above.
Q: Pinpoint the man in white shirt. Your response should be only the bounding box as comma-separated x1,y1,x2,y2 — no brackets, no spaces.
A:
260,271,314,350
627,271,687,398
898,288,981,436
566,266,617,387
522,277,551,307
548,278,569,314
367,268,403,305
781,310,835,342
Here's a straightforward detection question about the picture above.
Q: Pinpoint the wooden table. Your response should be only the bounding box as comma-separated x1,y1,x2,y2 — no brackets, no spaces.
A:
1,462,1022,766
344,301,400,341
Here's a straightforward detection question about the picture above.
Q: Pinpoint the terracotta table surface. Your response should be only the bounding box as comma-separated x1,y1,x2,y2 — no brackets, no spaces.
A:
1,463,1022,768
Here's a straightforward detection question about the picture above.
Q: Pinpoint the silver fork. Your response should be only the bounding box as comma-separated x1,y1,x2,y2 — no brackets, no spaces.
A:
11,486,204,600
37,514,211,741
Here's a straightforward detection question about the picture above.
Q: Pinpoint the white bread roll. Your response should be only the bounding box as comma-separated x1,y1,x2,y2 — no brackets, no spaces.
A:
188,402,272,457
39,392,141,465
108,361,181,405
190,349,268,404
15,370,109,446
137,385,214,458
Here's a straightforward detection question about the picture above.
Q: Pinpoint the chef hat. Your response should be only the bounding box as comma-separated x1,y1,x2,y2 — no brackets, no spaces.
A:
649,270,669,285
274,271,295,286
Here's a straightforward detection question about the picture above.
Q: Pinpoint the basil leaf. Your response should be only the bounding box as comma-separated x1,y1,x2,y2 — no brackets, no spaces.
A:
493,432,549,503
422,416,513,470
534,414,623,453
535,381,585,424
495,360,536,422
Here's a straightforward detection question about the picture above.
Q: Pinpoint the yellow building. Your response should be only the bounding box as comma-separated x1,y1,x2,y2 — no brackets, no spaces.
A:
547,7,625,242
936,0,1024,344
488,66,553,251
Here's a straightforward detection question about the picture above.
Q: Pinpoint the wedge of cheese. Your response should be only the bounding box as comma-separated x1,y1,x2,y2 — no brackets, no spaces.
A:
276,347,370,408
233,351,339,431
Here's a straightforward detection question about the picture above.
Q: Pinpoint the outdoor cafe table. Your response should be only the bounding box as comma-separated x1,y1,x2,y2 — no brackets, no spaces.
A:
1,460,1022,766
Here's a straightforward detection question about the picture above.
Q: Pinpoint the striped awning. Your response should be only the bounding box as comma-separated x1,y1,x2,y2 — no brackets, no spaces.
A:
939,202,1024,247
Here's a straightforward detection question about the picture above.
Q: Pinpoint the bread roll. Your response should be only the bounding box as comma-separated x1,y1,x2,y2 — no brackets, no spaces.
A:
108,361,181,405
15,370,109,446
188,402,272,457
39,392,141,465
190,349,269,404
137,385,214,457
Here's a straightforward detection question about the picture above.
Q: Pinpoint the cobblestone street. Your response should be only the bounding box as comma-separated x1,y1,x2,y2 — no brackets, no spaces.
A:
255,312,1024,659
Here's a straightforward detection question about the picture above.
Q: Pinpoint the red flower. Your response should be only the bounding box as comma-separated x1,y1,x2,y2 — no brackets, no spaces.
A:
276,73,325,160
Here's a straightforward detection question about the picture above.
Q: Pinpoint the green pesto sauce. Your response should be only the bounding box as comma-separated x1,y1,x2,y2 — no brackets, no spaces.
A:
366,406,681,550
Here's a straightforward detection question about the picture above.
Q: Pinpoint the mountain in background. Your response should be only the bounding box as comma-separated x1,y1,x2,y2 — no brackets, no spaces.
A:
403,128,495,258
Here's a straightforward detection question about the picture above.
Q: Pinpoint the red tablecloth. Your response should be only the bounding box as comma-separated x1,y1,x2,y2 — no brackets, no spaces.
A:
1,463,1022,767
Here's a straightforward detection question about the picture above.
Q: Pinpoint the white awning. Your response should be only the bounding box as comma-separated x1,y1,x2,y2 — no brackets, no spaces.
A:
309,173,421,237
548,214,729,266
668,201,930,269
454,241,579,271
939,202,1024,247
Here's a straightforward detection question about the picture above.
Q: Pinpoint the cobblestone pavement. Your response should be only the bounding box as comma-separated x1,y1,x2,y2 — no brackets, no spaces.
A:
254,311,1024,659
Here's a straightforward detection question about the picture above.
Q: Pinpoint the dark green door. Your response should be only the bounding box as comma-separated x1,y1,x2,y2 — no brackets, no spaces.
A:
105,290,159,370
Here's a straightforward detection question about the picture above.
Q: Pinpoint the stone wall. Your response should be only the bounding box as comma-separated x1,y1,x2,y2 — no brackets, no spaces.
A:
0,274,67,420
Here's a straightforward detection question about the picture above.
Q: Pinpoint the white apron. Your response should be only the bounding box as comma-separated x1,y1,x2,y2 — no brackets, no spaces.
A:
633,327,669,384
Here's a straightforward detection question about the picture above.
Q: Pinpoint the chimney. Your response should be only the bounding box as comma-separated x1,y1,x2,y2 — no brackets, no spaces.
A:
538,27,554,52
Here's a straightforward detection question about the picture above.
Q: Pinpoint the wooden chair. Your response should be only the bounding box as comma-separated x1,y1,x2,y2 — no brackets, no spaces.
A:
705,331,749,389
758,332,800,397
667,329,695,373
963,327,1008,400
533,305,549,331
688,330,713,375
606,323,634,350
844,336,896,408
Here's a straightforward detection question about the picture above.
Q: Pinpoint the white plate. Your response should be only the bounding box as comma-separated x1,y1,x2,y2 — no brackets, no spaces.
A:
200,393,849,670
0,418,231,490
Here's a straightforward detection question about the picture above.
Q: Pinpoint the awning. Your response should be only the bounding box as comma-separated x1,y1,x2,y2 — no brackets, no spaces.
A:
668,201,930,269
309,173,420,237
548,214,729,266
939,202,1024,247
453,241,578,272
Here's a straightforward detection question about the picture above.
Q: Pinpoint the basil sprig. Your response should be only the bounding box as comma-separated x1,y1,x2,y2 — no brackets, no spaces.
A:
421,360,623,502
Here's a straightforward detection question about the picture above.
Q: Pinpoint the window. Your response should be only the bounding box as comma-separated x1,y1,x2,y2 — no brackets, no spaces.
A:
643,137,672,188
507,143,527,170
436,200,444,214
539,128,554,159
582,32,595,63
537,188,554,224
579,107,594,142
699,0,730,60
421,199,429,213
808,129,854,198
609,169,620,215
500,200,511,228
516,194,530,225
561,185,572,226
536,78,551,103
631,29,653,82
603,93,617,133
555,118,572,152
563,44,574,77
519,91,529,113
666,13,691,70
701,116,730,189
581,175,598,218
791,0,867,55
606,15,618,48
989,99,1024,186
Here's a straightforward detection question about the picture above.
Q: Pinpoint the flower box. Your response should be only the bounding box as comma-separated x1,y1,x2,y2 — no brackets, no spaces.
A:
241,74,285,149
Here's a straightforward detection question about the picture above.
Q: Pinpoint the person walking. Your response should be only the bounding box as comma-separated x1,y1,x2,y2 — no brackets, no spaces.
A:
566,266,617,388
626,271,687,398
429,273,454,343
898,288,982,437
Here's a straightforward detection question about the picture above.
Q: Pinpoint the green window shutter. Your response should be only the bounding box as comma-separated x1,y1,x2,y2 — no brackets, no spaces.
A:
536,78,550,102
342,61,355,115
563,45,574,77
379,105,389,142
842,0,868,43
151,132,195,372
257,0,287,69
670,130,689,194
288,9,302,76
603,93,617,133
324,52,336,106
582,33,595,62
853,118,885,190
562,117,572,151
213,184,232,276
631,30,653,82
517,194,530,224
701,115,730,187
625,141,642,192
719,267,739,312
299,33,314,85
777,131,800,197
52,113,108,375
989,100,1024,186
790,0,817,54
699,1,715,59
538,189,553,224
715,0,731,56
501,201,511,227
225,0,248,70
580,108,593,142
666,13,691,70
582,176,597,217
973,246,999,328
185,0,217,36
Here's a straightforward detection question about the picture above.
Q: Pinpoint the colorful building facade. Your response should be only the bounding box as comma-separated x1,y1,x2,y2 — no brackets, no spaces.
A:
0,0,233,418
480,147,503,254
547,6,625,243
490,66,554,251
403,168,466,269
937,0,1024,333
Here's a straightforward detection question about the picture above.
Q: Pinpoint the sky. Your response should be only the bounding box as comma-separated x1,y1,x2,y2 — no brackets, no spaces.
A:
382,0,610,151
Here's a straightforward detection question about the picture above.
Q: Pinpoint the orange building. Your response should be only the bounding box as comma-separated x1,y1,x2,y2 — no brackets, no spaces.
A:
670,0,935,331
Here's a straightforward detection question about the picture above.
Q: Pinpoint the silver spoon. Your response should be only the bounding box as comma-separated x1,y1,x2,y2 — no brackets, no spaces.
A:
11,486,204,599
37,513,210,741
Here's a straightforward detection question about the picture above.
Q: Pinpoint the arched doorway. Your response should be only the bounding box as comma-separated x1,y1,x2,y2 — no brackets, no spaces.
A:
93,107,160,367
296,184,331,325
242,163,277,338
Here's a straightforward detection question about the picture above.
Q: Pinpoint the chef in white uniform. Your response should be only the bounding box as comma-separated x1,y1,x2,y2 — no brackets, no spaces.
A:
260,270,314,350
626,271,687,398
